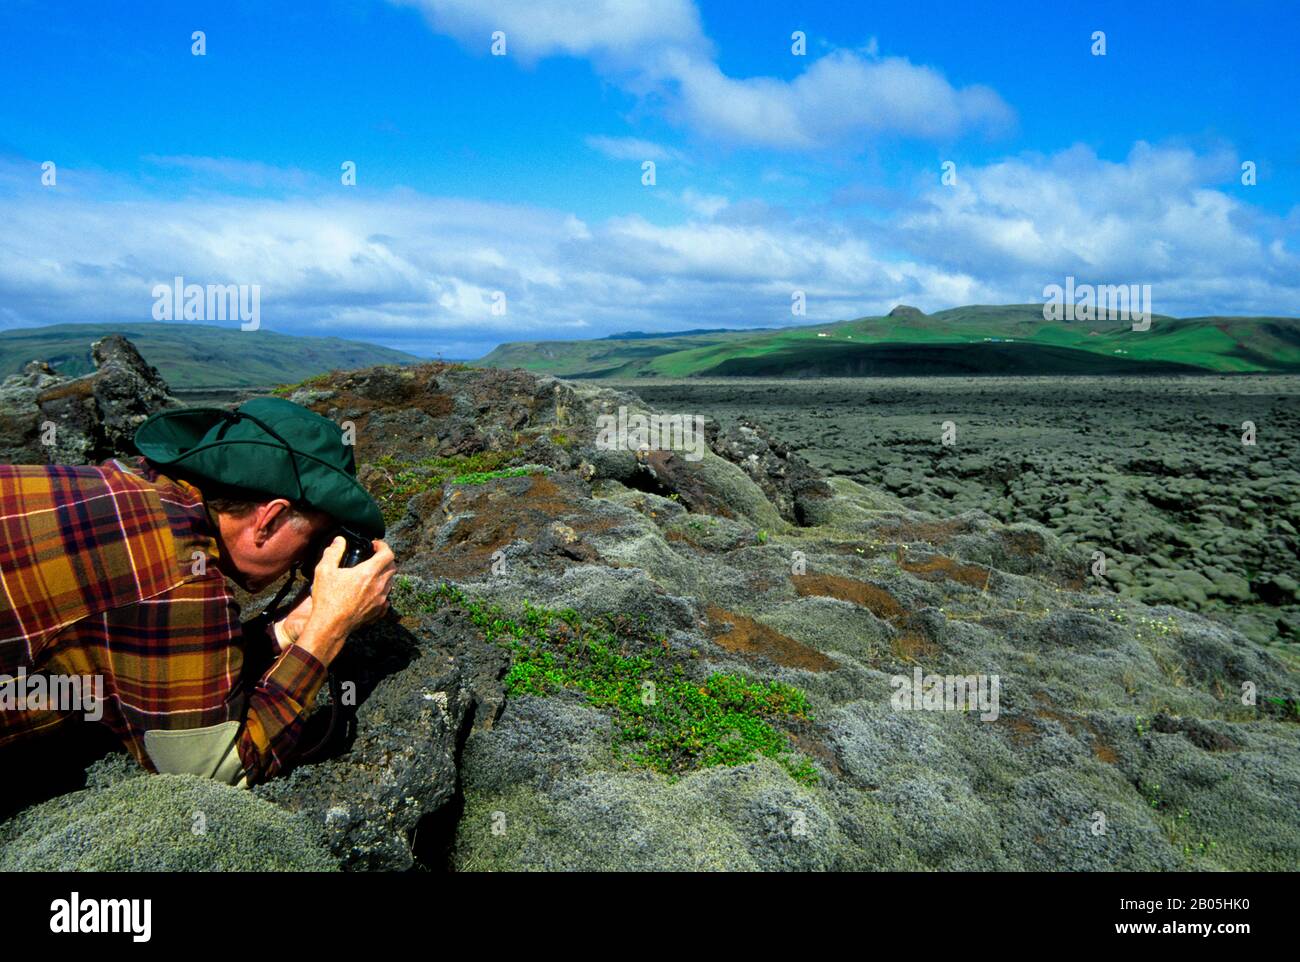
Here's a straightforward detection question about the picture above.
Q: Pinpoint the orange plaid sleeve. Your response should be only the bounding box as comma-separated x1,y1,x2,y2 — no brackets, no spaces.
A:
0,457,329,786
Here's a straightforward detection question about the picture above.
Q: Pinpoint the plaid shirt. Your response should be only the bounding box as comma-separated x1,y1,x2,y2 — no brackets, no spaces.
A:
0,454,327,785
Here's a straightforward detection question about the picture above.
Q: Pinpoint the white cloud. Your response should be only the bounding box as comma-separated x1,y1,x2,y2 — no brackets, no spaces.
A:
0,159,957,348
659,48,1014,148
1,143,1296,356
396,0,1013,149
585,135,684,163
671,188,728,218
896,142,1300,314
393,0,709,64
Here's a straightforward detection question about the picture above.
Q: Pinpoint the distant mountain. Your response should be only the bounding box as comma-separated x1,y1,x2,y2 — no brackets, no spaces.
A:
473,327,763,378
476,305,1300,378
0,323,421,389
601,328,765,340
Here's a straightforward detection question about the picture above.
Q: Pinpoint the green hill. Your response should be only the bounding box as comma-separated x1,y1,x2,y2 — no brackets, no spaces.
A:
0,323,422,389
475,305,1300,378
474,328,762,378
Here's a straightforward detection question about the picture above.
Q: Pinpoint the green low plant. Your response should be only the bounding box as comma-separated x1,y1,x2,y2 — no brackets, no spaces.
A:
450,466,543,485
391,577,818,785
369,449,525,521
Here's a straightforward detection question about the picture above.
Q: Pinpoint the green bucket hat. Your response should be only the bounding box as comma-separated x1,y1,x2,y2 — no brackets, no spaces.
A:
133,396,385,539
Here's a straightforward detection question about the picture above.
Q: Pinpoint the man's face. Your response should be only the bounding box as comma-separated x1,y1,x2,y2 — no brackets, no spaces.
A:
213,500,334,593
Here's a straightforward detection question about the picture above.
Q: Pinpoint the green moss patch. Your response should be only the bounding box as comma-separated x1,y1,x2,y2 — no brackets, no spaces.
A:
269,371,336,397
369,449,524,521
392,577,818,785
0,774,337,871
450,465,546,486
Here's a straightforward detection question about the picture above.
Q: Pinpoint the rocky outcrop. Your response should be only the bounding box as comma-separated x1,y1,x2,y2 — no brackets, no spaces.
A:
251,605,510,871
273,360,1300,871
1,343,1297,871
0,334,178,464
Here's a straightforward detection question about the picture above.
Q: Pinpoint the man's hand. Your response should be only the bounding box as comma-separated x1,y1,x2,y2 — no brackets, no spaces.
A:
274,587,314,649
295,538,396,666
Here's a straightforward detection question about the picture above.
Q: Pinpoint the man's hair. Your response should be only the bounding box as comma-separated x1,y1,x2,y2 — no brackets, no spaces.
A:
205,493,319,532
170,468,325,533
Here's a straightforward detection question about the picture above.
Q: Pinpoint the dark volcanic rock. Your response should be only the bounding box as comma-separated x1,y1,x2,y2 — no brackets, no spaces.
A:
0,334,178,464
252,606,509,871
2,344,1298,872
706,419,832,524
0,361,65,463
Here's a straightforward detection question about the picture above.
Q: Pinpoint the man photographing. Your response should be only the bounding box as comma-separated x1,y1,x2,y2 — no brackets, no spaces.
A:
0,396,396,786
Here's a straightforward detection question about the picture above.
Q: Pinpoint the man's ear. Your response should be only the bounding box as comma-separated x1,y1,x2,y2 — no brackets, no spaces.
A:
253,499,293,545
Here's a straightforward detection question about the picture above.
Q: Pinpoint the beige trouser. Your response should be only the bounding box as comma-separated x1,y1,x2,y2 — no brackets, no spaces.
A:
143,721,250,788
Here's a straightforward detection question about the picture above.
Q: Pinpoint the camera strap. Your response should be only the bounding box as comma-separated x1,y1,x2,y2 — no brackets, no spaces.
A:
297,673,343,764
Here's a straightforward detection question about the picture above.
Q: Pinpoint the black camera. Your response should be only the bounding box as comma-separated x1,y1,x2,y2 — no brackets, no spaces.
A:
301,524,375,577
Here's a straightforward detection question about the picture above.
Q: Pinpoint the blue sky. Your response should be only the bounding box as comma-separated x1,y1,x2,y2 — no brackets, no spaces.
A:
0,0,1296,358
